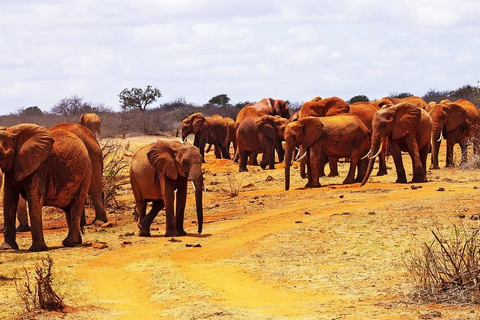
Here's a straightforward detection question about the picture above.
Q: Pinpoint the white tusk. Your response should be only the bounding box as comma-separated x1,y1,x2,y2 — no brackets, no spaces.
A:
191,181,196,192
369,141,383,159
437,132,443,142
182,138,187,143
361,150,371,160
296,151,307,161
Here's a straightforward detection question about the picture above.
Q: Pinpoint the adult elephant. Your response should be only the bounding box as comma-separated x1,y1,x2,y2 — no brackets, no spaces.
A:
0,124,91,252
234,98,290,163
237,115,289,172
284,115,370,190
207,116,237,159
429,99,479,169
182,113,230,161
297,96,350,177
376,96,428,110
362,103,432,185
79,113,101,139
130,140,203,237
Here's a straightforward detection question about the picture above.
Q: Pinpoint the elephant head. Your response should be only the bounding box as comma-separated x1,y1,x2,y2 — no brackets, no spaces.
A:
429,101,467,169
255,115,290,141
270,99,290,119
284,117,324,190
298,97,349,118
0,124,54,182
181,113,206,142
361,103,421,185
147,140,204,234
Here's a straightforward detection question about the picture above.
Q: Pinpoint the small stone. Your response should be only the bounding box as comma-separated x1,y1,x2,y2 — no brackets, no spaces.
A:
295,221,303,224
411,185,422,190
121,241,132,245
93,242,108,249
436,187,445,191
368,211,376,215
265,175,274,182
471,214,480,220
305,211,311,215
212,173,217,176
253,196,259,200
242,183,254,188
474,186,479,190
193,244,202,248
459,214,466,219
169,237,181,243
339,195,344,198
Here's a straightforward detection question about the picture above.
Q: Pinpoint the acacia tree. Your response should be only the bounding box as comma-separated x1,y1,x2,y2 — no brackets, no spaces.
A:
118,86,162,111
208,94,230,107
51,95,91,116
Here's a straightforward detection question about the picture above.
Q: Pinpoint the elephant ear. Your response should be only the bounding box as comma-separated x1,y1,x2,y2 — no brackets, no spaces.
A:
273,100,289,118
147,140,181,180
192,115,205,133
325,97,350,116
301,117,325,148
392,103,421,140
11,124,54,182
445,103,467,132
79,114,85,125
256,116,276,140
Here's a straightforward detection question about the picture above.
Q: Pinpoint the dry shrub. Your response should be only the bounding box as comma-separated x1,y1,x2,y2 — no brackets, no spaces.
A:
405,223,480,304
220,173,244,197
15,256,64,313
101,139,131,209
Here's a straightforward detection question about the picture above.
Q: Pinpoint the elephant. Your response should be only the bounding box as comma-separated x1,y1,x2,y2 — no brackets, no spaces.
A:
0,124,92,252
51,123,108,224
130,139,203,237
0,170,29,232
234,98,290,163
429,99,480,168
206,116,237,159
376,96,428,110
284,115,371,190
182,113,230,161
79,113,101,139
297,96,350,178
236,115,289,172
362,103,432,185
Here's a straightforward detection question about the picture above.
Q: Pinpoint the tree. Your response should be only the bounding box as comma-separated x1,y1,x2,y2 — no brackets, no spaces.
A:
118,86,162,111
348,95,369,104
51,95,92,116
17,106,43,116
208,94,230,107
389,92,414,99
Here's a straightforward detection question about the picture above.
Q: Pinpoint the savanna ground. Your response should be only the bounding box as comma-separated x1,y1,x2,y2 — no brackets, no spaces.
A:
1,136,480,320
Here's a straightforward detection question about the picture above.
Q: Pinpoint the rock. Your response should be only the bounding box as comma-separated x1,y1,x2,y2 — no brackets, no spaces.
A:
339,195,344,198
169,237,182,243
474,186,479,190
93,242,108,249
436,187,445,191
410,185,422,190
242,183,254,188
295,221,303,224
458,214,466,219
119,232,135,237
471,214,480,220
121,241,132,245
265,175,274,182
305,211,311,215
101,222,115,228
186,243,202,248
368,211,376,215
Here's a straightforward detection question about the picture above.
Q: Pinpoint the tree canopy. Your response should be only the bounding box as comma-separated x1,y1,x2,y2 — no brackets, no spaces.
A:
348,95,369,104
208,94,230,107
51,95,92,116
118,85,162,111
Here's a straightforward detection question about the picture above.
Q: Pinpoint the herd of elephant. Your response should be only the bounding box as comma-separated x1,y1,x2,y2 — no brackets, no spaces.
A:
0,96,478,252
182,96,479,190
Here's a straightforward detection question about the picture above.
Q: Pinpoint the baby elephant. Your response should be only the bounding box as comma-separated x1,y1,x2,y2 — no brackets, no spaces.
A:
130,140,204,237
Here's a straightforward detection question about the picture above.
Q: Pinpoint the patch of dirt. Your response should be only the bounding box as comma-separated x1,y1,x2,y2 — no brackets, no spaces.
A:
1,137,480,319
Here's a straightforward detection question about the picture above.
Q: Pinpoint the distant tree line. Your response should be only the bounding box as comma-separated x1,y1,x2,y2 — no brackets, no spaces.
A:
3,83,479,138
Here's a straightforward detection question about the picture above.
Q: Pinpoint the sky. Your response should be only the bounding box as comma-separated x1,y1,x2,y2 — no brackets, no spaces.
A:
0,0,479,114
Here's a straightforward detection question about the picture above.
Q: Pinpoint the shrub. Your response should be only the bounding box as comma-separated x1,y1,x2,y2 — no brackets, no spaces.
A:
405,223,480,304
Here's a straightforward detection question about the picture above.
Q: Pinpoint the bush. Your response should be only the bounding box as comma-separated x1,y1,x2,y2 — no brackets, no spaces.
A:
101,139,131,209
405,223,480,304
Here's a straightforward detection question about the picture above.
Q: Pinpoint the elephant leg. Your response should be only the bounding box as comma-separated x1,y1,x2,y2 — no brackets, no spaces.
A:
318,156,327,177
355,157,368,182
445,135,455,167
27,194,49,252
238,150,249,172
220,143,231,160
406,137,424,183
205,143,213,154
328,158,339,177
164,179,177,237
275,139,285,163
91,191,108,224
390,142,407,183
136,200,149,236
459,142,468,165
62,183,88,248
0,191,20,250
300,155,307,179
16,196,30,232
420,144,430,182
376,139,388,176
344,151,361,184
214,145,221,159
139,200,164,237
248,152,258,165
175,181,188,236
306,148,321,188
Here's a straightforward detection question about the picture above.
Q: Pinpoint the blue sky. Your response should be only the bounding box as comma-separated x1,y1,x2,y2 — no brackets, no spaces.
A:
0,0,479,114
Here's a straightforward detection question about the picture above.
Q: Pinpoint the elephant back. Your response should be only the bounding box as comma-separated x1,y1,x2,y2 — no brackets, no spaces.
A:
130,143,162,200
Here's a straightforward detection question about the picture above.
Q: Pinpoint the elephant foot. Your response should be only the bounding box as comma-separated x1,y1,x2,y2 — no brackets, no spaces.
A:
16,224,31,233
137,223,151,237
0,241,19,250
429,164,440,170
238,167,248,172
343,178,355,184
29,243,48,252
305,182,321,188
176,229,187,236
376,170,387,176
62,234,82,247
328,172,339,177
92,219,106,227
395,178,407,183
165,230,179,237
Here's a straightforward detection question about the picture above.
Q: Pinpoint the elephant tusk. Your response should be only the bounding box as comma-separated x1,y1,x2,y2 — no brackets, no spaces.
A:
361,150,371,160
369,141,383,159
294,147,300,159
191,181,196,192
437,132,443,142
182,138,187,143
296,151,307,161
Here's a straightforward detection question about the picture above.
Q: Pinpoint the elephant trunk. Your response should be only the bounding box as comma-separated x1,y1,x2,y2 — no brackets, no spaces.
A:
361,136,383,186
284,144,295,191
189,168,204,234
